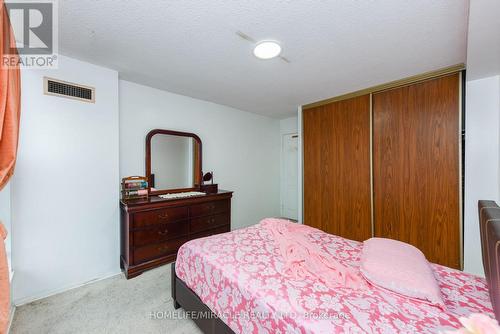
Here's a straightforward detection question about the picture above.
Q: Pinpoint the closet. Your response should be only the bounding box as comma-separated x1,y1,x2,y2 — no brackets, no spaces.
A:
302,68,463,269
303,95,372,242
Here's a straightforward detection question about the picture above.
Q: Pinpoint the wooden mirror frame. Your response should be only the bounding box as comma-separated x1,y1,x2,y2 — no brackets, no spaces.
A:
145,129,202,195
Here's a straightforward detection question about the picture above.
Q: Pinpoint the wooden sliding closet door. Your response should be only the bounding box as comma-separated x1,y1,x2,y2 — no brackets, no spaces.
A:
303,95,372,241
373,73,460,269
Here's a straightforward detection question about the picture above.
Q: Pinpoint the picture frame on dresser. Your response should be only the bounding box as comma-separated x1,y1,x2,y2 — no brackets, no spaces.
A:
120,129,233,279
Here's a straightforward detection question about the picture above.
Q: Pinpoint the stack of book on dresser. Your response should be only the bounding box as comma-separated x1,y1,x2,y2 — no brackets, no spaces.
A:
121,176,148,200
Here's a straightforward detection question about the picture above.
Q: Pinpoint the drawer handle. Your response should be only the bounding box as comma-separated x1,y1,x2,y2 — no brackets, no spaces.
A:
158,229,169,235
157,245,170,252
209,218,216,224
207,204,216,210
158,213,169,220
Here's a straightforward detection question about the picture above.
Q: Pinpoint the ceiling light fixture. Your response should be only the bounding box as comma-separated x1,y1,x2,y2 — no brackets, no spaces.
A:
253,41,282,60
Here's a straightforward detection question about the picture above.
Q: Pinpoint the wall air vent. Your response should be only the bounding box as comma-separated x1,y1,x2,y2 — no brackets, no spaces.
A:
43,77,95,103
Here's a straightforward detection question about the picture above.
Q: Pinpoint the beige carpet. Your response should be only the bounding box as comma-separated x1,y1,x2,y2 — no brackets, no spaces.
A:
10,266,203,334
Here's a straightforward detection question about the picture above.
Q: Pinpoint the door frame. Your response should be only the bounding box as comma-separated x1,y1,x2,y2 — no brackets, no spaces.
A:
281,132,299,219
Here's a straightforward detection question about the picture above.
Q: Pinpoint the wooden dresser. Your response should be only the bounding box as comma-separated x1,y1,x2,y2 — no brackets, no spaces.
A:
120,190,232,278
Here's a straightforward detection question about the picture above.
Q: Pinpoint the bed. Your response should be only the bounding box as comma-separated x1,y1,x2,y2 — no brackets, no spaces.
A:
171,201,500,333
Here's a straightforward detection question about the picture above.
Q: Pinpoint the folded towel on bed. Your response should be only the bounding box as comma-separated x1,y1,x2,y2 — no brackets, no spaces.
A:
260,218,366,290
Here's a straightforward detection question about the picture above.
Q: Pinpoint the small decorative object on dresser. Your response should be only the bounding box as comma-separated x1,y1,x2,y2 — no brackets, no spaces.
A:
200,171,218,194
120,129,233,279
121,176,148,200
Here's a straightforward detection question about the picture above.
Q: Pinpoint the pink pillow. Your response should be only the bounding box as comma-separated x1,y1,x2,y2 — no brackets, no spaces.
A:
360,237,445,309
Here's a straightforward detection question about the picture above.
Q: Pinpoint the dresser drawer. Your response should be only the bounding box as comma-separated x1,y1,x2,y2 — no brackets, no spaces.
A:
190,200,229,217
190,213,229,234
133,221,189,247
133,237,189,264
191,225,230,240
133,206,188,228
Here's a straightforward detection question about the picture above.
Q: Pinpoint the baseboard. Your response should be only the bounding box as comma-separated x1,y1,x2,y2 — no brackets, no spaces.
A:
13,270,122,307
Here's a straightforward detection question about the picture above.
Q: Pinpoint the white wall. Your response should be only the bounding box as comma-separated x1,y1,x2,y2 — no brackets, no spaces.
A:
464,75,500,276
11,55,120,304
119,80,281,230
279,117,298,136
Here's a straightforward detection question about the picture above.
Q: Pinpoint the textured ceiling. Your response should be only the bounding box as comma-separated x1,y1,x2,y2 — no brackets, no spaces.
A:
59,0,469,118
466,0,500,80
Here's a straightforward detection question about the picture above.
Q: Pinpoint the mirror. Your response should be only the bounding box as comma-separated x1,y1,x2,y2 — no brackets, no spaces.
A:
146,129,202,194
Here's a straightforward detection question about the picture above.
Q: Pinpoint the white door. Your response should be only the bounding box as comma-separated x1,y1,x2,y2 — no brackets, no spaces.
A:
281,133,298,220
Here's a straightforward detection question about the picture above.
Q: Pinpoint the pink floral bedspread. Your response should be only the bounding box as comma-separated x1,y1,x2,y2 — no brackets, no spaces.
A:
175,223,494,334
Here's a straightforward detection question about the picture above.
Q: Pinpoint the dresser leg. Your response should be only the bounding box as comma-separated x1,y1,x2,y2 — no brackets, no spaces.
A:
124,270,142,280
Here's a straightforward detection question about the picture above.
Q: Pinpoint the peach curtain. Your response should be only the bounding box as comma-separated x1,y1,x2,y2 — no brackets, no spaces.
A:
0,1,20,332
0,0,21,191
